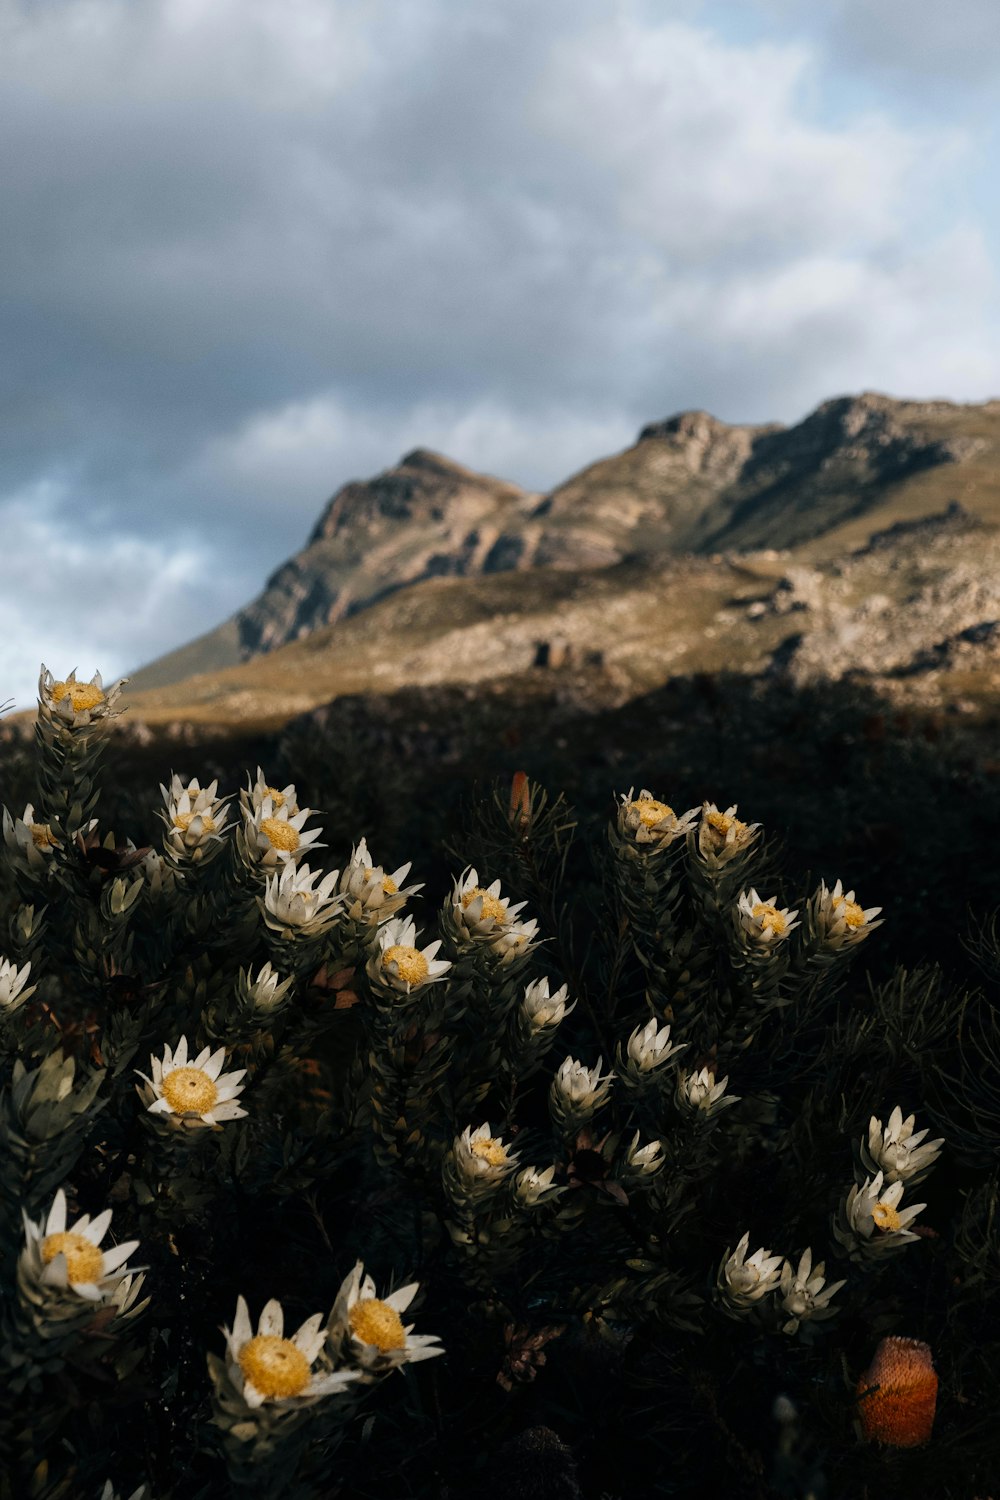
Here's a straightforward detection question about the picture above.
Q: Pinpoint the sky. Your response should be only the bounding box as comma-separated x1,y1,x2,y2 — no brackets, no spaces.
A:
2,0,999,708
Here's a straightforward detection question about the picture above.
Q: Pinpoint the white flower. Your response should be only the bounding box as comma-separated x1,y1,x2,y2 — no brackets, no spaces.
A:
0,956,35,1012
136,1036,247,1129
243,768,301,819
862,1107,943,1187
777,1248,845,1335
452,1123,519,1186
696,802,760,863
623,1131,666,1176
617,789,699,849
241,961,295,1017
838,1171,926,1258
621,1018,685,1077
676,1065,738,1119
243,797,325,867
160,775,230,862
21,1188,140,1303
337,837,421,920
261,860,343,939
99,1482,149,1500
811,878,883,948
2,803,60,873
449,867,539,962
332,1261,444,1373
520,977,574,1033
222,1295,356,1409
550,1056,614,1118
38,666,125,727
737,888,799,944
716,1232,783,1317
514,1164,563,1207
367,916,451,995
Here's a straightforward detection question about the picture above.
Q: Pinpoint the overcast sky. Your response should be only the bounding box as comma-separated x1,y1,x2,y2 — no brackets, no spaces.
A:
2,0,999,708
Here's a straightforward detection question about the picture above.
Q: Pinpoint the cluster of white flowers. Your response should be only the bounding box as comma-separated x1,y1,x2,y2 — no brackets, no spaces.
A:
616,789,699,850
736,888,800,946
136,1036,247,1131
448,868,539,963
717,1233,844,1332
367,916,452,996
810,878,883,949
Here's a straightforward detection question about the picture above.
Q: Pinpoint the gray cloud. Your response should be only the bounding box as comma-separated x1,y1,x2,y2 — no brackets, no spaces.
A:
1,0,997,708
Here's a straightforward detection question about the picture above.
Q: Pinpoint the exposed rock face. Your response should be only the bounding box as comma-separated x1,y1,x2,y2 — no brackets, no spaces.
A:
130,391,1000,693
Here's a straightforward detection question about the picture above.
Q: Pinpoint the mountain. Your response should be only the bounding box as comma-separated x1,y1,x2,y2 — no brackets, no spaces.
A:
123,391,1000,727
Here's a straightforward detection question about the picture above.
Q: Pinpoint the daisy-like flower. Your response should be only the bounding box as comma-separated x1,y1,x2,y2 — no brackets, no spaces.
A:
836,1171,926,1260
38,666,125,727
243,796,325,868
811,878,883,949
675,1065,739,1119
862,1107,944,1187
619,1019,685,1083
514,1164,563,1207
367,915,451,996
243,768,301,819
21,1188,139,1303
616,789,699,850
777,1248,846,1335
337,837,421,921
160,775,230,863
222,1295,357,1409
549,1056,614,1132
696,802,760,864
136,1036,247,1130
2,802,60,874
716,1232,783,1318
448,867,540,963
261,860,343,940
737,888,800,945
0,955,35,1012
331,1261,444,1375
451,1123,519,1188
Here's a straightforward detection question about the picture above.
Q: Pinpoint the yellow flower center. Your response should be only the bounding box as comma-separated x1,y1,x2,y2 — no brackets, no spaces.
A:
42,1231,104,1285
470,1136,507,1167
52,680,105,712
461,887,507,923
631,798,674,828
382,945,429,985
161,1066,219,1114
30,823,55,849
839,899,866,929
238,1335,311,1399
382,875,398,895
261,817,300,852
172,810,216,834
707,809,734,834
349,1297,406,1352
265,787,286,808
752,902,786,935
873,1200,902,1233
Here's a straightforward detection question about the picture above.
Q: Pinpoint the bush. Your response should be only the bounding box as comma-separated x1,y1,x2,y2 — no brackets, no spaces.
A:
0,669,998,1499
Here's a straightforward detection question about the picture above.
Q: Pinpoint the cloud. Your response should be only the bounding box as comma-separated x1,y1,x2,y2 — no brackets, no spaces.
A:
0,0,997,678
